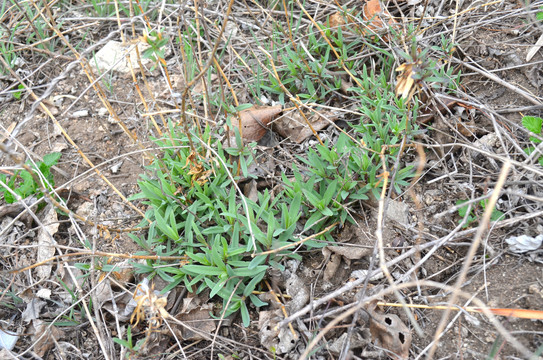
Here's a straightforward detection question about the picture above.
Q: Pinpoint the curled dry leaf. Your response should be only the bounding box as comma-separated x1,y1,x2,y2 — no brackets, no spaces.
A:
366,300,412,360
274,110,338,143
395,62,418,101
231,105,282,142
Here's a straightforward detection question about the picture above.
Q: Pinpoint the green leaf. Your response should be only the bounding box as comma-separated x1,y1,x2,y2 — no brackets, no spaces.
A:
249,294,268,307
154,211,178,241
320,207,334,216
322,179,338,206
42,152,62,167
243,270,266,297
240,301,250,327
455,200,470,217
522,116,543,135
248,255,267,269
113,338,132,349
230,265,267,277
182,265,224,276
209,278,228,298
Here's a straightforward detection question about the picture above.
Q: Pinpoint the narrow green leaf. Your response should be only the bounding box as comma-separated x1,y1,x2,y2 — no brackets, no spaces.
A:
183,265,224,276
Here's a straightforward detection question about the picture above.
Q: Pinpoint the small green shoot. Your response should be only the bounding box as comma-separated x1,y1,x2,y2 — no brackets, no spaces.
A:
12,84,24,100
522,115,543,166
456,199,504,228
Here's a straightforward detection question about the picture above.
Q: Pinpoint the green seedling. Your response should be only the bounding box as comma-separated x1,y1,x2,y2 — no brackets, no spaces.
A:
142,30,168,72
456,199,504,228
521,115,543,166
12,84,24,100
113,326,144,359
0,152,61,205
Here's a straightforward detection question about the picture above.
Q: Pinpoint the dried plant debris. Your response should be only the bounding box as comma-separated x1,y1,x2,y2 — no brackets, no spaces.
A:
258,309,298,355
285,272,310,314
36,205,59,279
273,110,338,143
366,301,412,360
173,301,216,341
29,320,63,358
232,105,282,142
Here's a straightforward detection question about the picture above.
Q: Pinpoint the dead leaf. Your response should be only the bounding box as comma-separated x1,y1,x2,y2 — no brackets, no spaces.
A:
36,206,59,279
323,252,342,283
22,299,46,323
418,97,457,123
193,74,218,95
0,122,16,143
258,310,298,354
243,179,258,202
273,110,338,143
363,0,396,36
285,273,309,313
232,105,282,142
325,244,372,260
395,62,418,101
367,300,412,360
329,12,347,29
31,319,63,357
173,303,216,341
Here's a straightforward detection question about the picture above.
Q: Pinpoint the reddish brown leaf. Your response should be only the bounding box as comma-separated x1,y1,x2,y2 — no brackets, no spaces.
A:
232,105,282,142
363,0,396,34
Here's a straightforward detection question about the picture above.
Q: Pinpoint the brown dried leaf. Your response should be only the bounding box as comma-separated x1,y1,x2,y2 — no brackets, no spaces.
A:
243,179,258,203
367,301,412,360
363,0,396,35
31,319,63,357
395,62,417,101
173,303,216,341
192,74,218,95
329,12,347,30
232,105,282,142
273,111,338,143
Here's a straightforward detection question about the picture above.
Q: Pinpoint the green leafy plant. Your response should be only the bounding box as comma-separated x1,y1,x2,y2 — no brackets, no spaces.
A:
456,199,504,228
129,126,306,326
537,6,543,21
142,30,169,71
0,152,61,204
129,8,462,326
12,84,24,100
113,326,144,359
522,115,543,166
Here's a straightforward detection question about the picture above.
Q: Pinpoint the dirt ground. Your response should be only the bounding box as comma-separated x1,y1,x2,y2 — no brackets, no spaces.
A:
1,0,543,359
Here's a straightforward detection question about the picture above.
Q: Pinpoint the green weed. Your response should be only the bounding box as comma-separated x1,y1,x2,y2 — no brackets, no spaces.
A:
522,115,543,166
456,199,504,228
0,152,61,205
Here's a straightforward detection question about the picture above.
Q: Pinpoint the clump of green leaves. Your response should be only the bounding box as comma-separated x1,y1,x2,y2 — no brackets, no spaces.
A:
455,199,504,228
142,30,169,71
522,115,543,166
129,126,305,326
0,152,61,204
